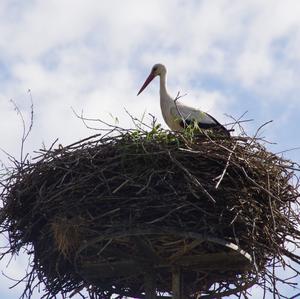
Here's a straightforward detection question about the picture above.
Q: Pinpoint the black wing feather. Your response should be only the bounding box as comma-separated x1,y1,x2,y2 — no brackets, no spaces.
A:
179,112,231,137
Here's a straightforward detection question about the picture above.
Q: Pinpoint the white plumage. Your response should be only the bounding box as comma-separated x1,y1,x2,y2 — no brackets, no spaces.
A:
137,63,229,136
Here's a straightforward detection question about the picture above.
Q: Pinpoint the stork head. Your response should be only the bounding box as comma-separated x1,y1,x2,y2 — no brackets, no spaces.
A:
137,63,166,95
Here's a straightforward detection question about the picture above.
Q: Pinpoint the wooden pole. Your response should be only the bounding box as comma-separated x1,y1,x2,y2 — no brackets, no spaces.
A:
172,266,184,299
145,270,156,299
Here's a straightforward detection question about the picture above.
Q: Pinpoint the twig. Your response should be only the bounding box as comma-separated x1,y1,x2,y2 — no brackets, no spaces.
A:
9,91,34,165
173,91,188,127
168,151,216,204
215,141,238,189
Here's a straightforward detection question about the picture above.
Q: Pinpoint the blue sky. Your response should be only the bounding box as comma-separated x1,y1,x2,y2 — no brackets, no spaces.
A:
0,0,300,298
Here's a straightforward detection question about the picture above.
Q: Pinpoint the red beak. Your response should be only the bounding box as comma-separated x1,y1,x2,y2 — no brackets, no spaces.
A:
137,72,155,95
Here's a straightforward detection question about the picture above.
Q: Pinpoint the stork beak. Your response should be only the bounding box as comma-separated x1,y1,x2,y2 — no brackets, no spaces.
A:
137,72,155,95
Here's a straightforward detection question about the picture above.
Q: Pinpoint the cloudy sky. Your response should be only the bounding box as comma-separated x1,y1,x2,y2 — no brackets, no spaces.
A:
0,0,300,298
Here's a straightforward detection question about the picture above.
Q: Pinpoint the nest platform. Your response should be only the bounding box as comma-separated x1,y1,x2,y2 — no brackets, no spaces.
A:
1,128,300,299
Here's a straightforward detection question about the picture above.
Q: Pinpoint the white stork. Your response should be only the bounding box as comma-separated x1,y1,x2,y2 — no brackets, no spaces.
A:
137,63,230,136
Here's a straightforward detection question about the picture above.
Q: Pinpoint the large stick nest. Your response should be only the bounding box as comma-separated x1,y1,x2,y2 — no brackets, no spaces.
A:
1,127,300,298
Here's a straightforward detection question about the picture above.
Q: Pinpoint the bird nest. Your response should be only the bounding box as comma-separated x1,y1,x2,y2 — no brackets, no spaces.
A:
1,126,300,299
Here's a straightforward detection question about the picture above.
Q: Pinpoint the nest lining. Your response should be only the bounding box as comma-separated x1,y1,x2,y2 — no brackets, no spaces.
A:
1,128,300,299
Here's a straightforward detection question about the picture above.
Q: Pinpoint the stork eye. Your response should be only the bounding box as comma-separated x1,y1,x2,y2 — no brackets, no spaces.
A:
153,67,157,72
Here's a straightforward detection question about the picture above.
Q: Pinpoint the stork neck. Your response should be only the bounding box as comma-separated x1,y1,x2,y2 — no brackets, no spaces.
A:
159,73,168,98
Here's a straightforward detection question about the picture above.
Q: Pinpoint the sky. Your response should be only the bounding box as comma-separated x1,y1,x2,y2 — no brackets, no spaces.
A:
0,0,300,298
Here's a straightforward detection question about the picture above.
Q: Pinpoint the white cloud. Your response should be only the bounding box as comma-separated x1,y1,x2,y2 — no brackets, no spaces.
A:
2,0,300,102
